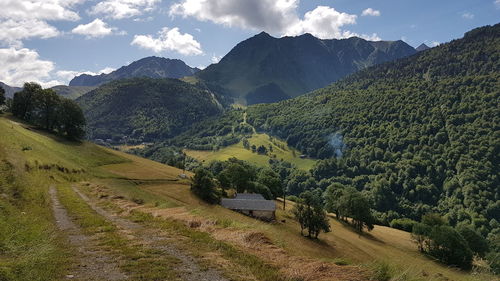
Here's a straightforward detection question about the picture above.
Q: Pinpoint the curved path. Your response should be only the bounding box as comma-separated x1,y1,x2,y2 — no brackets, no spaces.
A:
71,185,229,281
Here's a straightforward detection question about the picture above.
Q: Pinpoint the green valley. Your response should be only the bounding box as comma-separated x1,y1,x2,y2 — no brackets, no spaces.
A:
0,114,497,281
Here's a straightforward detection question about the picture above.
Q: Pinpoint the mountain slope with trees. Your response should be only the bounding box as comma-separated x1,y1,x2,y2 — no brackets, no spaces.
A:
69,57,200,86
76,77,224,142
244,24,499,247
0,82,22,98
196,32,416,105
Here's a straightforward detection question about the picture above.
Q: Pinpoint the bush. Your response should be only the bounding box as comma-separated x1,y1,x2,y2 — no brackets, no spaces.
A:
390,218,417,232
191,167,221,204
457,225,489,257
428,226,473,269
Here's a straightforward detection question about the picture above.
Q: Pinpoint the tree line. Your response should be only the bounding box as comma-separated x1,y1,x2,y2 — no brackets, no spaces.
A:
7,82,86,139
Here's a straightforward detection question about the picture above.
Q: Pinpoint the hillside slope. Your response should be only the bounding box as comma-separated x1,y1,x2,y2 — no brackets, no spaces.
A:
196,32,416,104
1,114,494,281
70,56,200,86
51,85,97,99
0,81,22,98
246,24,500,230
76,77,224,142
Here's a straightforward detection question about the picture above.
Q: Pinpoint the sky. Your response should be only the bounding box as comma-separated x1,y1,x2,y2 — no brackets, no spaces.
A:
0,0,498,87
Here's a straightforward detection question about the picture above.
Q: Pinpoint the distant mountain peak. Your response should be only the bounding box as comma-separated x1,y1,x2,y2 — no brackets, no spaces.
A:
69,57,199,87
196,32,416,105
416,43,431,52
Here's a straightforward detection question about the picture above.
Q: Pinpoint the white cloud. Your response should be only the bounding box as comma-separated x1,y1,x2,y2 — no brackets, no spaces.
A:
0,19,60,47
358,33,381,41
0,47,58,87
461,12,474,19
0,0,82,21
56,67,115,81
99,67,116,74
211,54,222,63
90,0,160,19
285,6,357,39
0,47,117,87
72,19,119,38
131,27,203,56
169,0,363,40
496,0,500,8
0,0,83,47
361,8,380,17
170,0,298,35
430,41,440,47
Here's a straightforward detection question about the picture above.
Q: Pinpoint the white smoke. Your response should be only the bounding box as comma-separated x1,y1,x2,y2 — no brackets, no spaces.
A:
328,132,345,158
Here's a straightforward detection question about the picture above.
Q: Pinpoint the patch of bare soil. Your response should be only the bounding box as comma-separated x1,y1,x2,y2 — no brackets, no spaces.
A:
71,185,229,281
115,197,370,281
49,186,127,281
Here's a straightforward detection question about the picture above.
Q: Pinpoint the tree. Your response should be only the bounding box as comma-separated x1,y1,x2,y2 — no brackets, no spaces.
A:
56,99,86,139
293,190,330,239
457,225,489,257
428,226,473,270
34,89,60,130
191,167,221,204
242,138,250,149
247,181,273,199
323,182,347,220
256,145,267,155
421,213,447,227
411,214,474,269
257,168,282,198
338,187,375,232
411,223,431,252
12,82,42,120
0,86,5,107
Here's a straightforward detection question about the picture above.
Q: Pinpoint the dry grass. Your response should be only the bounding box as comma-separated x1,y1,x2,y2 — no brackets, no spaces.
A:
100,147,191,180
1,115,496,281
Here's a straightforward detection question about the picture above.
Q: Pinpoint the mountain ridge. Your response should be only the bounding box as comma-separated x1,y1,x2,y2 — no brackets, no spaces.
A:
69,56,200,86
196,32,417,105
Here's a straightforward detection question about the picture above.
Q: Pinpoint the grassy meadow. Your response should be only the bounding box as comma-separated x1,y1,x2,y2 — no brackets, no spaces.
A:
185,133,316,170
0,113,497,281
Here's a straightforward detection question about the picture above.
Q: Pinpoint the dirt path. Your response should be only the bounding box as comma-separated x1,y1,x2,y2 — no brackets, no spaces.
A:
71,185,229,281
49,186,128,281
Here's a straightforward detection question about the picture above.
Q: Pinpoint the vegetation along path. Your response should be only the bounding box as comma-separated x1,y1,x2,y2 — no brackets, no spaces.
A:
49,186,128,281
71,184,229,281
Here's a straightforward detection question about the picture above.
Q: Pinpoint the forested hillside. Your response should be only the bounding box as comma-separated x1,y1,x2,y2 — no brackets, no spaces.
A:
196,32,416,105
51,85,97,100
244,24,499,236
76,78,224,143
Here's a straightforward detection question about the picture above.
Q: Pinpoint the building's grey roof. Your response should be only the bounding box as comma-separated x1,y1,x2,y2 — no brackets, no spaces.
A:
221,198,276,211
235,193,265,200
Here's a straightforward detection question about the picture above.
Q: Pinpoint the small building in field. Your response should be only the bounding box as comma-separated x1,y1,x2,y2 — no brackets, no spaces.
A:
221,193,276,221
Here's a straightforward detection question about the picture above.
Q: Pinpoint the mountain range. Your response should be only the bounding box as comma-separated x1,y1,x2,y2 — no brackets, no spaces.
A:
0,82,22,98
69,56,200,87
196,32,417,104
416,43,431,52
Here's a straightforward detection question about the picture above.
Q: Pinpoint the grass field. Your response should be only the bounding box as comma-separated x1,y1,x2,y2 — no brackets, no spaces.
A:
0,114,497,281
185,133,316,170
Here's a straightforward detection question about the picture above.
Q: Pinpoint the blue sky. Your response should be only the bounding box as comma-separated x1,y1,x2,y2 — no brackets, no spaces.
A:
0,0,498,87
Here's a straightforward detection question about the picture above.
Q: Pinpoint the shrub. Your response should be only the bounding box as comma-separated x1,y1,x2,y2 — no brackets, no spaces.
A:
191,167,221,204
390,218,417,232
428,226,473,269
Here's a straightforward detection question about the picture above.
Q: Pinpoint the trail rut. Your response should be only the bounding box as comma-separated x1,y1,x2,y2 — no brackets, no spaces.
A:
49,186,127,281
71,184,229,281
